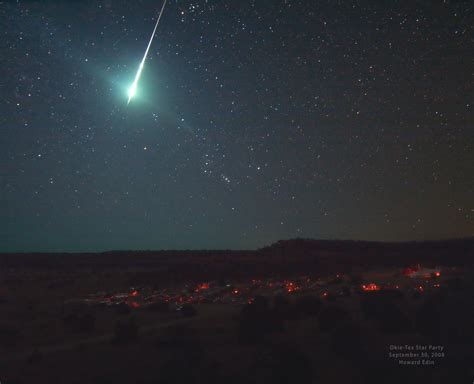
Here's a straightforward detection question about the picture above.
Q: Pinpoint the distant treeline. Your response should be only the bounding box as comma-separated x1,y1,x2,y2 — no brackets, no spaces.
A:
0,238,472,282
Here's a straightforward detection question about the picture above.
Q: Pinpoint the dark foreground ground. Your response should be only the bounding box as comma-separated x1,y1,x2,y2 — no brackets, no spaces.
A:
0,238,473,384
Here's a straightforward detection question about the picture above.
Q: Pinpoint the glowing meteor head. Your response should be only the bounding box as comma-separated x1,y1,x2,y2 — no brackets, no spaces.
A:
127,82,137,104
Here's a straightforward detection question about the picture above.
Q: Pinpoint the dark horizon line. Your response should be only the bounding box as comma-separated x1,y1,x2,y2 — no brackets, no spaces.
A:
1,236,473,255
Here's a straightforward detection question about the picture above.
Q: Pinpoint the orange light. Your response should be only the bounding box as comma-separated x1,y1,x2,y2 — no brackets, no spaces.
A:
195,283,209,292
361,283,380,291
284,281,297,292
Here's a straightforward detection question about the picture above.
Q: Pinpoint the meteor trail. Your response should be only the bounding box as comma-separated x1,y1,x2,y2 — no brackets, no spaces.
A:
127,0,167,104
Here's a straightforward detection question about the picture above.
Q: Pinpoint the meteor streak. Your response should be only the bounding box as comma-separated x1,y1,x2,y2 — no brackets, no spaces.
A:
127,0,167,104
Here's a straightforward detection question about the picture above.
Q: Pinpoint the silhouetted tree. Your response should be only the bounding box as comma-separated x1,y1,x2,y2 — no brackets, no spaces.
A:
331,322,364,361
0,323,20,347
115,302,132,315
318,305,350,332
181,303,197,318
26,348,43,364
156,325,214,384
361,291,411,333
272,294,295,320
113,317,138,344
78,312,95,332
238,295,281,344
248,343,313,384
147,301,169,313
295,295,322,316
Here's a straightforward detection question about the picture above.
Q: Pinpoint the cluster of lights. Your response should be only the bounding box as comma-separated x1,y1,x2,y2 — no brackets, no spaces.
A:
284,281,298,293
194,283,210,292
361,283,380,291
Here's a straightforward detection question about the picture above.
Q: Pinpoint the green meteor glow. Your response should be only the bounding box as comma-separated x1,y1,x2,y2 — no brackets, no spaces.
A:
127,0,167,104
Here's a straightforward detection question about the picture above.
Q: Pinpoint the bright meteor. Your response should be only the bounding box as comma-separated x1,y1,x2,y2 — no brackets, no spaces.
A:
127,0,167,104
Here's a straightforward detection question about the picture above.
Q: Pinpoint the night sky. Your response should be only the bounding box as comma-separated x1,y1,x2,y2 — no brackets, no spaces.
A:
1,0,473,252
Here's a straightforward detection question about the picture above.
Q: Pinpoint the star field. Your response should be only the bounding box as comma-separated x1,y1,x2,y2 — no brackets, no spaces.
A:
1,0,473,252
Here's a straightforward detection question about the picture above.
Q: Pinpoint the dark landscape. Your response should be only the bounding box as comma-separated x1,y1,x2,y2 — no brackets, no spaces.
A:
1,238,473,383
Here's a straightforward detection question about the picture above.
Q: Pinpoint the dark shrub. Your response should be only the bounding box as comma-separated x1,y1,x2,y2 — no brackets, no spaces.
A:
272,294,295,320
328,276,344,285
239,309,265,344
196,359,225,384
416,292,474,344
349,274,363,285
147,301,169,313
116,303,132,315
159,357,197,384
415,297,441,339
62,300,86,314
295,295,321,316
181,304,197,317
248,343,313,384
156,326,214,384
239,295,269,323
238,296,281,344
318,305,350,332
382,289,404,299
331,322,364,361
378,305,412,333
341,286,351,297
78,312,96,332
155,324,202,354
158,356,223,384
63,312,95,333
62,313,79,328
113,317,138,344
92,375,115,384
411,290,421,300
326,292,336,302
0,323,20,347
361,292,411,333
361,291,400,318
26,348,43,364
251,295,269,313
445,277,465,291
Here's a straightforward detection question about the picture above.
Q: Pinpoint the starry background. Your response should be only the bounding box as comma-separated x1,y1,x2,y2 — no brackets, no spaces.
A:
1,0,473,252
